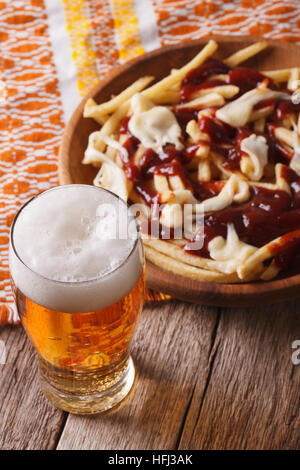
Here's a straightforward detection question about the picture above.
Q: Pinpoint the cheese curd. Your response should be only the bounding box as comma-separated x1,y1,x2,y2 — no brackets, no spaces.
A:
93,162,129,202
128,93,183,154
200,174,250,212
240,134,268,181
85,132,130,200
216,86,290,127
208,224,257,274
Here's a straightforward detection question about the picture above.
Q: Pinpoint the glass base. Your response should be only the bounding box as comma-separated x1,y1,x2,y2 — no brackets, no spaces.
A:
39,356,135,415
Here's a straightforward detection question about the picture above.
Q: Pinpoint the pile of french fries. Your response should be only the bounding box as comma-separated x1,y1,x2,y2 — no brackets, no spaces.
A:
82,40,300,283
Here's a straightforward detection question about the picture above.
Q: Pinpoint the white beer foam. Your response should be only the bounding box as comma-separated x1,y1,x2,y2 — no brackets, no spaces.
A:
10,185,143,313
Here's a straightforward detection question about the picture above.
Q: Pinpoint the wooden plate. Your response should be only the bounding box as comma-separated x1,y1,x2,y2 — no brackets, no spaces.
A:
59,35,300,307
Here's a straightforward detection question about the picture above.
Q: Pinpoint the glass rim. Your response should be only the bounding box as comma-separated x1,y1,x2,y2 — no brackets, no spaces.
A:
10,184,141,286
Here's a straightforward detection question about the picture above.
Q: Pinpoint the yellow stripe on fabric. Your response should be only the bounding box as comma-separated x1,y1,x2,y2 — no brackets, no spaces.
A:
110,0,145,62
61,0,99,94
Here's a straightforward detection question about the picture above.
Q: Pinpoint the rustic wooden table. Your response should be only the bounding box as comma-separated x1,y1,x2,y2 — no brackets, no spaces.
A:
0,298,299,450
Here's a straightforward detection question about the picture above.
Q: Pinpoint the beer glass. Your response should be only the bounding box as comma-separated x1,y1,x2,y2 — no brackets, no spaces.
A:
9,185,145,414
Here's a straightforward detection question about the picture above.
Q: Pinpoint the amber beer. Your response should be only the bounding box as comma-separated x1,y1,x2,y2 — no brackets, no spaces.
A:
9,185,144,414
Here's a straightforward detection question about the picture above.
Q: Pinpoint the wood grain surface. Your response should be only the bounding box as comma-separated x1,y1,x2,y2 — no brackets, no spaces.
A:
1,299,299,450
0,325,65,450
59,36,300,308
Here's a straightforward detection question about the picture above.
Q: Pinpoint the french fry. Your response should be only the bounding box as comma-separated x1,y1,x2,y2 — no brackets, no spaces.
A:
198,160,211,182
186,119,210,159
260,260,281,281
253,116,266,133
198,108,214,119
273,126,294,148
191,84,239,99
144,244,242,283
145,238,228,272
262,68,300,82
195,145,210,159
210,73,229,81
142,40,218,100
84,76,154,119
106,145,117,162
224,41,267,67
152,89,180,104
153,175,172,203
240,155,254,175
92,101,130,153
210,151,233,178
83,98,109,125
238,229,300,279
175,92,225,109
169,175,185,191
287,67,300,91
282,116,294,129
133,144,146,166
249,163,291,195
248,105,274,122
186,119,210,142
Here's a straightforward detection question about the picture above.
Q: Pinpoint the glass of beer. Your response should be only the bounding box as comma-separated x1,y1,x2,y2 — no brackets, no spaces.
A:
9,185,145,414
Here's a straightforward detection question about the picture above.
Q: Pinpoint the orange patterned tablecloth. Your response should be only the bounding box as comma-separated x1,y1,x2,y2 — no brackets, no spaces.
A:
1,0,300,325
